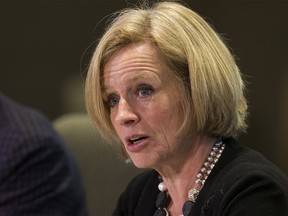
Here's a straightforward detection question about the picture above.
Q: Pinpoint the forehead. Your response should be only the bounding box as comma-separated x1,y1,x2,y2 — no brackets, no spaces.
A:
104,42,167,71
102,42,174,84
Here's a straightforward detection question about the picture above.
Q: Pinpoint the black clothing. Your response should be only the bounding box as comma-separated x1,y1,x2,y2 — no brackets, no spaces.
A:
0,93,87,215
113,137,288,215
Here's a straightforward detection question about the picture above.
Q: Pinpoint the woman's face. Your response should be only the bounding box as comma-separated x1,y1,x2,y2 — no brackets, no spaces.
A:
102,42,188,169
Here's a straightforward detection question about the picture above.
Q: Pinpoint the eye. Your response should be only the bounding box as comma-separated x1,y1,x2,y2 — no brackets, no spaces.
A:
137,85,154,97
106,94,119,108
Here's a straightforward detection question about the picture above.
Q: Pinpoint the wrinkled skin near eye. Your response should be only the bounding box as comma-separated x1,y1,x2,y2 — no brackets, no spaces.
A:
137,85,153,97
106,94,120,108
105,84,154,108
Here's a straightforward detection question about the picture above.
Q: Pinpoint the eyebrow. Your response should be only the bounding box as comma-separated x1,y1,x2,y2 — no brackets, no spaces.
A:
101,72,162,92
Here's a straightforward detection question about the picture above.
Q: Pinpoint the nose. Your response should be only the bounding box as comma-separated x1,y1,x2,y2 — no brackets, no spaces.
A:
114,98,139,126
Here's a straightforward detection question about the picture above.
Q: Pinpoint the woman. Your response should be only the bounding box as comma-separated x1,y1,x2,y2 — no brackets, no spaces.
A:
85,1,288,215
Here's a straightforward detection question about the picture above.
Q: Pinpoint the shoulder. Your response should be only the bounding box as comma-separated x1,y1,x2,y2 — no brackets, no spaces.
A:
0,95,70,174
127,169,158,188
113,169,158,215
201,137,288,215
217,137,288,191
0,94,87,215
119,169,158,203
0,93,69,163
0,93,58,138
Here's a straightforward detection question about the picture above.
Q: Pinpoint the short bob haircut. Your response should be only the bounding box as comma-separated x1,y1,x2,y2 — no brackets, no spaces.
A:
85,1,248,147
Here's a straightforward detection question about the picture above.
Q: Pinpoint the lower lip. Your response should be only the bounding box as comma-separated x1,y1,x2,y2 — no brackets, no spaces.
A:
126,138,148,152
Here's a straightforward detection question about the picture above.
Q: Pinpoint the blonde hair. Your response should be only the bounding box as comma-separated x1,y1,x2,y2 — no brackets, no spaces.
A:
85,1,248,146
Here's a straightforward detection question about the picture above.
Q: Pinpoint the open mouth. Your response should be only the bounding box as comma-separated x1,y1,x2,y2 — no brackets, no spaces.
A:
129,136,147,145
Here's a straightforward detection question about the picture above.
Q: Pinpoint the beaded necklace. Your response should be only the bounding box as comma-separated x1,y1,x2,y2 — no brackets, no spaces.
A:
153,140,225,216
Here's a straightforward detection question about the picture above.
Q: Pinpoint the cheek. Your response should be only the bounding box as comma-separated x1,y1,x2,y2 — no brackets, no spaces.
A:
149,99,183,128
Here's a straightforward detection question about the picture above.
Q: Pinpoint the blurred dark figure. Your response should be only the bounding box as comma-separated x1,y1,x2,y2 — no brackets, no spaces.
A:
0,92,87,216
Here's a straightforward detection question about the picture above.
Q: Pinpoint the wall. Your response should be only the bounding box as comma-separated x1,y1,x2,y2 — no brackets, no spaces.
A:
0,0,287,174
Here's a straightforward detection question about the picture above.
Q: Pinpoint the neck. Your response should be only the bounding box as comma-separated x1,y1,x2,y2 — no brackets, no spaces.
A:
154,138,225,216
156,136,216,212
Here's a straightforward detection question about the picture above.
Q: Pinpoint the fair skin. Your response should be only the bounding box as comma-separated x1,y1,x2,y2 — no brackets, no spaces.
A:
102,42,215,215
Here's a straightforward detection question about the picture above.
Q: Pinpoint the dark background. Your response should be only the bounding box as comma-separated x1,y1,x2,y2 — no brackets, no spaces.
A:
1,0,287,175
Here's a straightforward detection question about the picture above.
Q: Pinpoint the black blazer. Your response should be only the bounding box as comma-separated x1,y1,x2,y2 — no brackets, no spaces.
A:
0,93,87,215
113,137,288,216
